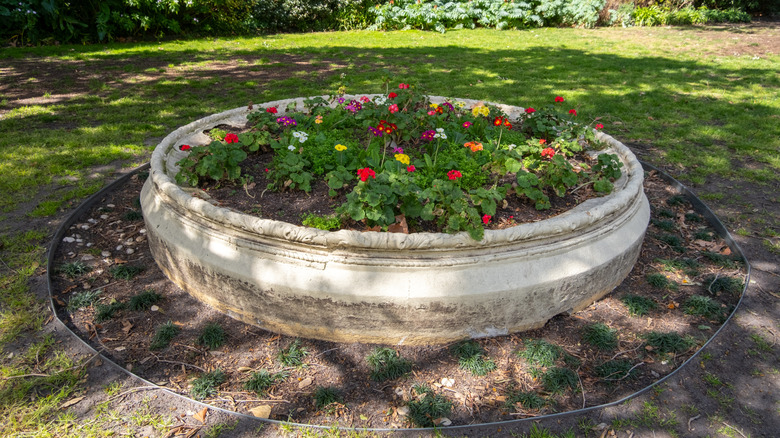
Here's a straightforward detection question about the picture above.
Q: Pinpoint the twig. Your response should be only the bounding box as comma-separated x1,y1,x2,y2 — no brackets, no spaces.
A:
232,398,290,404
151,353,206,372
721,422,748,438
2,352,101,381
107,385,162,402
571,181,594,194
314,348,339,358
707,273,721,294
509,411,536,417
687,414,700,431
610,344,644,360
604,362,645,381
577,372,586,409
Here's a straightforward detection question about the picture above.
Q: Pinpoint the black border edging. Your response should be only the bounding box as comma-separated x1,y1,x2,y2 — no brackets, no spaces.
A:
46,161,750,433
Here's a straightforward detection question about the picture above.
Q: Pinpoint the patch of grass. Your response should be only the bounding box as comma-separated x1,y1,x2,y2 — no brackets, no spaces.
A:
450,340,496,376
504,388,546,411
657,208,676,218
750,333,772,352
582,323,618,351
197,322,226,350
541,367,578,394
642,331,695,354
596,359,639,381
651,219,676,232
702,251,740,268
655,257,700,276
655,233,685,252
203,420,239,438
109,264,144,280
244,369,288,396
684,295,726,321
694,230,713,241
517,339,563,367
636,400,679,428
366,347,413,382
277,338,308,367
67,288,102,311
705,274,743,295
94,299,125,322
406,385,452,428
301,213,341,231
313,386,343,411
665,195,687,207
123,210,143,221
685,213,702,222
128,289,162,311
58,261,92,278
191,369,226,400
621,294,657,316
646,273,676,290
150,321,180,350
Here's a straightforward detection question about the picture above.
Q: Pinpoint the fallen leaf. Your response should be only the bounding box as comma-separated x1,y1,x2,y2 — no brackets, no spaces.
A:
365,225,381,232
495,395,507,402
193,407,208,423
61,396,85,408
388,215,409,234
720,246,732,255
121,320,133,335
114,346,126,352
298,377,313,389
249,405,272,418
237,366,254,372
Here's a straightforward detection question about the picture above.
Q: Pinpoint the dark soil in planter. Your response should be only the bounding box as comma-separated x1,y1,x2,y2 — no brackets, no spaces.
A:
51,171,746,429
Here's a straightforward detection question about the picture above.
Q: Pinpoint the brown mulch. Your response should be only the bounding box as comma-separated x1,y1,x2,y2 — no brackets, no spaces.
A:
50,170,746,429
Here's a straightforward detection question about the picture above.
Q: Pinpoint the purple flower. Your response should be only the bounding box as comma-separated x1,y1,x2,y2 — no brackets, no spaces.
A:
338,97,345,104
368,126,383,137
442,102,454,112
421,130,435,141
392,146,404,154
276,116,297,127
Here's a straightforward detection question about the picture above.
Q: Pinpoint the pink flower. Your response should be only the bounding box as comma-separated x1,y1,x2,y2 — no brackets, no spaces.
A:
482,214,491,225
266,107,278,114
569,109,577,116
360,96,370,102
357,168,376,182
407,165,416,172
389,103,399,114
595,123,604,130
525,107,536,114
462,121,472,129
554,96,564,103
541,147,555,159
447,170,462,180
264,168,269,172
224,133,239,143
427,110,436,116
388,92,397,99
180,144,191,151
398,83,410,89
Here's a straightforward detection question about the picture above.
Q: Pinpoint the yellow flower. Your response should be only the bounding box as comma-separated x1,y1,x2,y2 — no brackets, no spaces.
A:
429,103,439,109
334,144,347,151
479,106,490,116
471,106,483,117
394,153,410,165
315,115,323,124
455,101,466,108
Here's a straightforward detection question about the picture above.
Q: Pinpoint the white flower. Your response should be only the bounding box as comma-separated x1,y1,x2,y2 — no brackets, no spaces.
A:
288,145,296,151
455,101,466,108
374,96,387,105
508,144,516,150
292,131,309,143
433,128,447,140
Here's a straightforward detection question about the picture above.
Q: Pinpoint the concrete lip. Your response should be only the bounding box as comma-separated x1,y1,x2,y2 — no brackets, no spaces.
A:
140,96,650,345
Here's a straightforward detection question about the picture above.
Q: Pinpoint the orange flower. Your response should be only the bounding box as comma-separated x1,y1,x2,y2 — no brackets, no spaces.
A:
464,141,483,152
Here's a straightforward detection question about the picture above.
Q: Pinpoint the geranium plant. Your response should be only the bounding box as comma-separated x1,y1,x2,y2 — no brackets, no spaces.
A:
176,84,622,240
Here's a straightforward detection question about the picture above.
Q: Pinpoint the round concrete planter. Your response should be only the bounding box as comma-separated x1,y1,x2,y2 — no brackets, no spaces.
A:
141,96,650,345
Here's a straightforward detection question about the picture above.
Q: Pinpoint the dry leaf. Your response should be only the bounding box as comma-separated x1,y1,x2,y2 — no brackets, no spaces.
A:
365,225,381,232
114,346,126,352
388,215,409,234
720,246,732,256
121,320,133,335
249,405,272,418
61,396,85,408
238,366,254,372
298,377,313,389
193,407,208,423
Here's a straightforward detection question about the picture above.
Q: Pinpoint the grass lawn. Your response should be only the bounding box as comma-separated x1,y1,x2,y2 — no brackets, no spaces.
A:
0,23,778,436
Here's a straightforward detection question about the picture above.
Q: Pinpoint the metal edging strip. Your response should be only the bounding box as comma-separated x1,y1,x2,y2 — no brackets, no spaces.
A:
46,160,750,433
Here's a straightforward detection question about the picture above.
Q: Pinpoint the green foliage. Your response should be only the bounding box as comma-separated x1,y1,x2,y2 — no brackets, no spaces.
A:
313,386,343,410
176,140,249,187
128,289,162,311
66,289,101,311
277,338,308,367
191,369,226,400
705,275,743,295
301,213,341,231
58,261,91,278
702,251,740,268
651,219,676,232
656,257,700,277
643,331,695,354
198,322,226,350
621,294,657,316
591,153,623,193
517,339,563,367
366,347,413,381
684,295,726,321
582,323,618,351
244,369,288,395
632,5,750,27
150,321,180,350
504,388,546,410
646,273,675,290
406,385,452,428
596,359,639,381
450,340,496,376
94,300,125,322
541,367,578,393
123,210,143,221
656,233,685,252
665,195,687,207
109,264,144,280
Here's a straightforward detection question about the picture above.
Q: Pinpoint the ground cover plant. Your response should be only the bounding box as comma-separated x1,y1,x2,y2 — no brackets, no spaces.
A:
0,22,776,436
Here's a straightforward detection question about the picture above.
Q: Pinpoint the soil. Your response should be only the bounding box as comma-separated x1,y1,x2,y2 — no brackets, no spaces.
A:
50,169,747,429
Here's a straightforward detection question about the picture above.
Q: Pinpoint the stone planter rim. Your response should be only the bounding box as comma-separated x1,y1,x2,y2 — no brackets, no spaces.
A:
148,95,644,250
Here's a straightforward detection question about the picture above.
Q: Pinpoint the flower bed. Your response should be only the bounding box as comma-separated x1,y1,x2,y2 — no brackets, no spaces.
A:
140,87,649,344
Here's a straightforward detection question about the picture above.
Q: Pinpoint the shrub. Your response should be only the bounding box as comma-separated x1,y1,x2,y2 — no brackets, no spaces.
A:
314,386,343,411
150,321,180,350
59,261,92,278
277,338,308,367
110,264,144,280
198,322,226,350
244,369,288,395
94,300,125,322
643,331,695,354
596,359,639,381
541,367,578,393
582,323,618,351
67,289,102,311
450,340,496,376
621,294,657,316
366,347,413,381
504,388,546,410
128,289,162,311
191,369,226,400
406,385,452,428
684,295,726,321
705,275,743,295
517,339,563,367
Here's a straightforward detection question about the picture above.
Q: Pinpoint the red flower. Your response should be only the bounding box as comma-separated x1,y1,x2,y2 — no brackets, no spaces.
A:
504,119,512,129
266,107,278,114
462,121,472,128
525,107,536,114
180,144,191,151
493,116,503,126
407,165,416,172
447,170,462,180
224,133,239,143
389,104,399,114
357,168,376,182
539,139,546,145
482,214,491,225
555,96,564,103
360,96,370,103
264,168,269,172
398,83,410,89
541,147,555,159
388,92,397,99
569,109,577,116
595,123,604,130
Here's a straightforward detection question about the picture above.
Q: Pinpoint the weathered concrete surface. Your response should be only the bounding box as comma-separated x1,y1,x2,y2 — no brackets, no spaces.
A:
141,97,650,345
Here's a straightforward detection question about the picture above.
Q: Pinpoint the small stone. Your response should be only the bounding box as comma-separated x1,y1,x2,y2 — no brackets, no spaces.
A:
106,204,115,208
139,228,146,234
396,406,410,416
81,225,89,230
81,254,95,261
100,214,109,219
650,370,660,378
135,236,145,242
298,377,313,389
82,283,90,289
63,237,75,243
116,245,123,251
75,239,83,243
150,305,159,312
441,377,455,387
86,242,93,247
394,387,404,397
249,405,272,418
101,251,111,257
125,239,134,245
88,218,97,224
438,417,452,426
125,248,135,255
594,423,609,431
